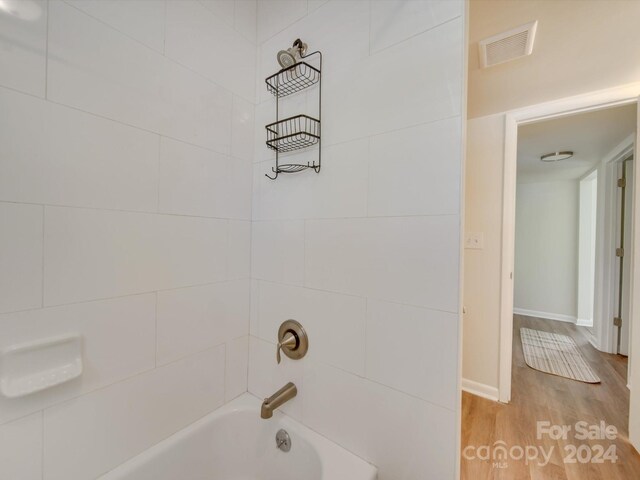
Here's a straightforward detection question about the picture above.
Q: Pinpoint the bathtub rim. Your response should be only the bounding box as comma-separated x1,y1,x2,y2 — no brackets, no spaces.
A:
97,392,378,480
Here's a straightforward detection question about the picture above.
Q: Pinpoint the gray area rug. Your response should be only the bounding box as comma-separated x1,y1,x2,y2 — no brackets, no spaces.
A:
520,328,601,383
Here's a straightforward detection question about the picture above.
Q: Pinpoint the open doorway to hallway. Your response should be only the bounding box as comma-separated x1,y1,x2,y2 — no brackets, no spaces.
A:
462,103,640,479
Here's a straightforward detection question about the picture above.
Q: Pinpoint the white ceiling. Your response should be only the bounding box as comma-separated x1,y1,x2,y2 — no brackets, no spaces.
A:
517,104,636,183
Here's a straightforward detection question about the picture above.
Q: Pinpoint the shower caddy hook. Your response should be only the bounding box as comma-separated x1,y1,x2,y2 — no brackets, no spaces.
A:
264,39,322,180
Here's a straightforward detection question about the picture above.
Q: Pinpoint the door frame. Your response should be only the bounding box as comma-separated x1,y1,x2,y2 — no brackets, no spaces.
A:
498,82,640,404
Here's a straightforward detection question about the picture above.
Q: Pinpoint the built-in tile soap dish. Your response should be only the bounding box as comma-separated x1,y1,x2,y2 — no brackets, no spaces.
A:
0,334,82,398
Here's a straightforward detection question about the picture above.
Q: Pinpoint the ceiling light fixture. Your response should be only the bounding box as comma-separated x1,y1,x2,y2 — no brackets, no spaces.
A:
540,151,574,162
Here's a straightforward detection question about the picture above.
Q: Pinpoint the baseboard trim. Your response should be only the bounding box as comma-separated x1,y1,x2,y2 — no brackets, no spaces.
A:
462,378,499,402
513,308,576,324
576,318,594,327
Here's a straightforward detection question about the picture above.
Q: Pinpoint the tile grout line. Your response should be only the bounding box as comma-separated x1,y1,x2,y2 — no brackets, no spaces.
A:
0,278,251,318
44,0,50,100
40,205,45,308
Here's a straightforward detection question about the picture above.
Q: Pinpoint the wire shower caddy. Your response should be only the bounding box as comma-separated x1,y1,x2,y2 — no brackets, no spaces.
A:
264,50,322,180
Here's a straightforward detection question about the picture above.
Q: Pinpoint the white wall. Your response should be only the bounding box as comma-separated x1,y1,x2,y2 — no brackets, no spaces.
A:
250,1,465,479
578,173,598,326
514,180,579,321
463,0,640,395
0,1,255,479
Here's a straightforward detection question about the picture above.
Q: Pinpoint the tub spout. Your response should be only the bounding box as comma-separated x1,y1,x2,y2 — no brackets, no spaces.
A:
261,382,297,419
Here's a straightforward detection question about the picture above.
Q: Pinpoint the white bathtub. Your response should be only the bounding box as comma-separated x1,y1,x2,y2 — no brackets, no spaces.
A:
98,393,377,480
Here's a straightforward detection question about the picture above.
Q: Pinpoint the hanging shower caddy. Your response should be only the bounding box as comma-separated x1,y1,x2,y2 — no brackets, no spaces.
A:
264,42,322,180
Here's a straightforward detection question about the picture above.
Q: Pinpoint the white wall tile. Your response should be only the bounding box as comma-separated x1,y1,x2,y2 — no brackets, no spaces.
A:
165,0,256,101
248,336,303,419
257,0,307,43
43,207,228,305
254,138,369,220
43,346,226,480
307,0,329,13
156,280,249,365
0,88,159,212
234,0,257,43
232,95,256,163
0,412,42,480
256,281,366,375
226,335,249,401
251,220,304,285
228,156,254,220
320,58,372,146
228,220,251,280
47,1,232,152
0,0,46,96
322,19,463,146
305,216,460,312
159,136,253,219
158,137,228,218
65,0,166,53
370,0,463,53
366,19,463,136
256,0,369,104
366,299,458,409
368,116,462,217
0,202,42,313
0,294,156,424
250,279,260,336
303,362,456,480
198,0,235,26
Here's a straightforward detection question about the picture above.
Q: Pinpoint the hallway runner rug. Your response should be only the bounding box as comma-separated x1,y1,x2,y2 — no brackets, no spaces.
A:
520,328,601,383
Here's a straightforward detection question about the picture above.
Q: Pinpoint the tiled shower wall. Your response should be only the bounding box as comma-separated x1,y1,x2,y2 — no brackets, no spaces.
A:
250,1,464,479
0,1,255,479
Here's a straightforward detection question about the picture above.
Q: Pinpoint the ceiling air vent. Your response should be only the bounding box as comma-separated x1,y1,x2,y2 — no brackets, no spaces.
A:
478,21,538,68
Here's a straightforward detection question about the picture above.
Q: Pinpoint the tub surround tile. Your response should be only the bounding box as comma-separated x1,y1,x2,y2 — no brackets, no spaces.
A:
165,0,256,102
305,216,460,312
234,0,258,44
65,0,166,53
43,207,228,306
43,345,226,480
158,137,240,219
0,202,43,314
303,362,456,480
251,220,305,286
321,18,463,147
47,1,233,153
0,87,159,212
156,280,250,366
368,116,462,217
226,335,249,402
0,412,43,480
257,0,308,43
0,0,46,97
369,0,463,53
366,299,459,409
227,221,251,280
256,281,366,376
232,95,256,163
0,294,156,425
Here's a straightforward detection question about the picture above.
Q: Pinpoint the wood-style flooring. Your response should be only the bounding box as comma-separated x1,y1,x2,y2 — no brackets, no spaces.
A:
461,315,640,479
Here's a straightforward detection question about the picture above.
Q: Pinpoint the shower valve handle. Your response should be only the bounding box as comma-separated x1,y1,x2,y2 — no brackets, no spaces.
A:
276,331,297,364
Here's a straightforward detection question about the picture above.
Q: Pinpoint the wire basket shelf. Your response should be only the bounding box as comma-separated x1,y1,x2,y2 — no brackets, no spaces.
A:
265,62,321,97
266,114,320,153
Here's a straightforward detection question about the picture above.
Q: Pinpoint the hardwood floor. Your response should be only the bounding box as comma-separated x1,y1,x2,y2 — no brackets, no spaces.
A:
461,315,640,479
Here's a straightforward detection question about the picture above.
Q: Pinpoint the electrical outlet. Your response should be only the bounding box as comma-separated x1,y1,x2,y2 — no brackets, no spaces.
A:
465,232,484,250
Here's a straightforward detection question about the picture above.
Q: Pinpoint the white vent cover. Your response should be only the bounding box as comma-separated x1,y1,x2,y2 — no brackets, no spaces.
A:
478,21,538,68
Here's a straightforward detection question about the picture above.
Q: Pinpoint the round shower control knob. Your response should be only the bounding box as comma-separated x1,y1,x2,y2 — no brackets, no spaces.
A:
276,320,308,364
